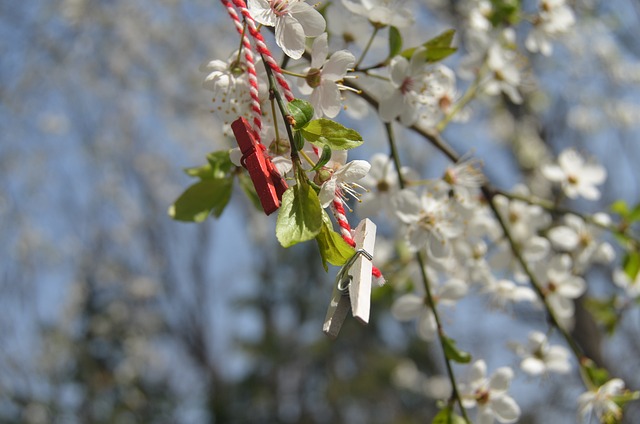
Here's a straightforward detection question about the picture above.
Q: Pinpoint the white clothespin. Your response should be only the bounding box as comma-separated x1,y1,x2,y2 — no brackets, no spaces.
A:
323,218,376,339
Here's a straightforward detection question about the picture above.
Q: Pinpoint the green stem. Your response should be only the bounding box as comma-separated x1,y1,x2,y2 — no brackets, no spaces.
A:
355,26,380,70
385,122,471,423
482,186,595,389
261,53,300,167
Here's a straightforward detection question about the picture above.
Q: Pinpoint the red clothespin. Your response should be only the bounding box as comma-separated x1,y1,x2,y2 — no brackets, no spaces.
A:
323,219,376,339
231,117,288,215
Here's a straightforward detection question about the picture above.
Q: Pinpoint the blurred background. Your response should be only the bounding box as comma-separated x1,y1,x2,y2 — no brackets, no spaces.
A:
1,0,640,423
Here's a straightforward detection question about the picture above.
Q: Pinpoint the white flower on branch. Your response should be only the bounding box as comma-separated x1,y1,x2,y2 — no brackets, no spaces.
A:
533,254,586,320
509,331,571,376
484,30,523,104
379,49,435,125
541,149,607,200
341,0,414,28
526,0,576,56
297,33,356,118
459,360,521,424
248,0,326,59
393,189,463,258
316,150,370,208
578,378,626,423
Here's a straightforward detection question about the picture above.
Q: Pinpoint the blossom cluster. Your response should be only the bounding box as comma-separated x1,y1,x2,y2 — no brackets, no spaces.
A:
188,0,640,421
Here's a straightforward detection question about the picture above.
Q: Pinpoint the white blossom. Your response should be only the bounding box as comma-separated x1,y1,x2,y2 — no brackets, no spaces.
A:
341,0,414,28
460,360,521,424
578,378,626,423
297,33,356,118
526,0,576,56
542,149,607,200
509,331,571,376
248,0,326,59
533,255,586,320
393,189,463,258
379,49,434,125
316,150,370,208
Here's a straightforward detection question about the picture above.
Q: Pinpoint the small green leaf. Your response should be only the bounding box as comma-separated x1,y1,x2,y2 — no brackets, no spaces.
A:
629,203,640,222
276,181,323,247
238,172,262,211
611,200,629,217
184,163,214,179
388,26,402,59
583,359,610,387
301,119,363,150
623,250,640,281
288,99,314,130
311,144,332,172
400,29,457,62
315,212,355,271
206,150,234,179
424,29,456,48
489,0,520,26
168,178,233,222
442,335,471,364
432,406,465,424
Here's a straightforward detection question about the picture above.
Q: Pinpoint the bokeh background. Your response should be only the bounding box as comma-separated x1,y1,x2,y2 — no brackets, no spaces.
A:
2,0,640,422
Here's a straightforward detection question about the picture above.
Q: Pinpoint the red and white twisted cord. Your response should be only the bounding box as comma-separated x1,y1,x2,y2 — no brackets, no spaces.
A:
331,197,383,281
221,0,262,136
230,0,295,102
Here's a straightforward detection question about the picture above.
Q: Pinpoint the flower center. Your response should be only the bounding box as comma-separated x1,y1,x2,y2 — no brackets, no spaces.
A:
475,389,490,405
567,174,579,185
305,68,322,89
377,180,390,192
271,0,290,16
418,212,436,230
400,77,414,94
439,95,452,113
314,167,333,185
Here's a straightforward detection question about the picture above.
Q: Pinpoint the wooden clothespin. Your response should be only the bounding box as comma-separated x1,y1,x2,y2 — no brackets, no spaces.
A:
323,218,376,339
231,117,288,215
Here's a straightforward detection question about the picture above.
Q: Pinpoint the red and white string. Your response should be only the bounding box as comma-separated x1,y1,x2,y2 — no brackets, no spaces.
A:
229,0,295,102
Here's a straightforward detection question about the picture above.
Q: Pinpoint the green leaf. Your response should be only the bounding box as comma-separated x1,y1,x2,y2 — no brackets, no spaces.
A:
432,407,465,424
168,178,233,222
623,250,640,280
400,29,457,62
315,212,356,271
184,163,214,179
584,296,620,335
206,150,234,179
310,144,332,171
388,26,402,59
442,335,471,364
301,119,363,150
611,199,629,217
489,0,520,26
288,99,314,130
276,181,323,247
424,29,456,49
583,359,610,387
238,172,262,211
629,203,640,222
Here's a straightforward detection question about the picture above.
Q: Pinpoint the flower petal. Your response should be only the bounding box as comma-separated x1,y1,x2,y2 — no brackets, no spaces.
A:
290,2,326,37
489,367,513,392
323,50,355,81
393,190,422,224
391,294,424,321
491,395,521,423
336,159,370,182
248,0,277,26
276,15,306,60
